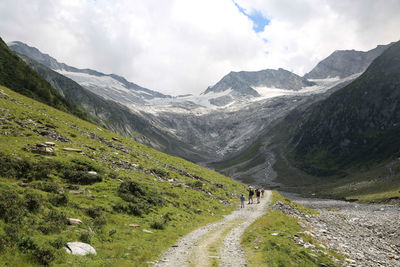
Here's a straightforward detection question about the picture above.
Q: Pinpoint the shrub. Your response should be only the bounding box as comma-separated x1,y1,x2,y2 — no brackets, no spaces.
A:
31,181,60,193
18,236,38,253
191,181,203,189
62,169,102,185
0,188,26,223
150,168,169,178
35,246,55,266
113,202,143,217
150,220,165,230
48,193,69,207
24,192,42,212
116,181,165,216
86,207,103,218
50,236,65,249
79,231,92,244
38,210,67,234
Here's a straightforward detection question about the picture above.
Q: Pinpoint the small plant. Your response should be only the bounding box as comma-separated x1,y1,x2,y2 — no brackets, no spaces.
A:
79,231,92,244
38,210,67,234
24,191,42,212
150,220,165,230
50,236,66,249
48,193,69,206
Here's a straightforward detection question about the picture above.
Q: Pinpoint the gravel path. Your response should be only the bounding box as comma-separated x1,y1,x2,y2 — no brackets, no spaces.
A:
155,191,271,267
280,193,400,267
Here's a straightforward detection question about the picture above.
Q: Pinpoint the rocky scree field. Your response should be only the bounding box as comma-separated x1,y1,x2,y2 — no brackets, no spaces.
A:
0,85,246,266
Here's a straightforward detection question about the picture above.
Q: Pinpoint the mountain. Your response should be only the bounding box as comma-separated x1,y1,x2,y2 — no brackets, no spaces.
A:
8,39,394,190
8,44,207,161
203,68,315,106
294,40,400,174
304,43,392,79
8,41,170,106
0,38,90,121
0,84,245,266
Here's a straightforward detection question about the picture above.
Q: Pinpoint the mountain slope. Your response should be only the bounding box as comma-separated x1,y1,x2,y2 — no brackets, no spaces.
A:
0,84,245,266
294,40,400,174
304,44,391,79
8,41,170,106
0,38,89,121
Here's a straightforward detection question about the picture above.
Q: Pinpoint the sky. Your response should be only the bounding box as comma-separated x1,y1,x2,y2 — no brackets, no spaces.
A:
0,0,399,96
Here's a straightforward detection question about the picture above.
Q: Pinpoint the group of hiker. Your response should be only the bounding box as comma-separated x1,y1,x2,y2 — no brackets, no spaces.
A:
240,186,264,208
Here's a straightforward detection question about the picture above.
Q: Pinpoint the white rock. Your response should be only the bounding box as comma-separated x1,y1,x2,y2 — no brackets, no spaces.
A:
271,233,279,236
88,171,97,175
68,218,83,225
64,242,96,255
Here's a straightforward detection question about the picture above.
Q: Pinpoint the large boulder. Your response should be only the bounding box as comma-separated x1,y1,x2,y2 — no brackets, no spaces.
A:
64,242,96,256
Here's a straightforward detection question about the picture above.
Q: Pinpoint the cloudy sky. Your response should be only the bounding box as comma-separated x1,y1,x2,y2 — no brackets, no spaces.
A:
1,0,399,95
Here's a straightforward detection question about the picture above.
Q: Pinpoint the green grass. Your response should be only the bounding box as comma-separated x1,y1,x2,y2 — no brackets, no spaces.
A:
0,85,248,266
241,191,342,267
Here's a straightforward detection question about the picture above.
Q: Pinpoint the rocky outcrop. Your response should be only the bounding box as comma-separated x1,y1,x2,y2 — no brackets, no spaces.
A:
64,242,96,256
304,43,391,79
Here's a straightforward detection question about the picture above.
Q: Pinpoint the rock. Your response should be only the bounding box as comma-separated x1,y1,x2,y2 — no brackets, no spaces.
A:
68,218,83,225
129,224,140,228
45,142,56,146
387,253,395,259
142,229,153,234
304,242,316,249
88,171,97,175
63,147,82,152
64,242,96,255
271,233,279,236
298,221,306,228
45,147,54,153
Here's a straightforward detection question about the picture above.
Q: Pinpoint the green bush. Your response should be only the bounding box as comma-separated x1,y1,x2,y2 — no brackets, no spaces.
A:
150,168,169,178
62,169,102,185
35,246,55,266
18,236,38,253
38,210,67,234
113,202,143,217
50,236,66,249
31,181,60,193
24,191,43,212
116,181,165,216
79,231,92,244
48,193,69,207
150,220,165,230
0,188,26,223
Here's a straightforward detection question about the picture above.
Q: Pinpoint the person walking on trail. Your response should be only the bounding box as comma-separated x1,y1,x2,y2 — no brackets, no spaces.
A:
256,188,261,204
247,187,254,204
240,194,245,208
261,188,265,198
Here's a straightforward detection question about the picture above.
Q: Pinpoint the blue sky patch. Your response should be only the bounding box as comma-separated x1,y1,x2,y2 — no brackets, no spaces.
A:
233,0,270,33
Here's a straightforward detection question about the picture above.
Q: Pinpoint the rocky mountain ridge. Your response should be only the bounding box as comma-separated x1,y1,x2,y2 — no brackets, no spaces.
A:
304,43,392,79
8,41,170,106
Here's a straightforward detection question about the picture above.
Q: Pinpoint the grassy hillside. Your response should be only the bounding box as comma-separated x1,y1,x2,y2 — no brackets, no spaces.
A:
0,37,90,122
0,85,246,266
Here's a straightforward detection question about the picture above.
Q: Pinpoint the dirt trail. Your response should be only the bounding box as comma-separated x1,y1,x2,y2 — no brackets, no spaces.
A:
155,191,272,267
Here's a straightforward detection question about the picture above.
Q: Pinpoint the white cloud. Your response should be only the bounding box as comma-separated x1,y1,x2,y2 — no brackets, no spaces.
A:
0,0,399,95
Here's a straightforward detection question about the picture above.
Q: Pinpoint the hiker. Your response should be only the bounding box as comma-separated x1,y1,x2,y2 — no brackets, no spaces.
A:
240,194,245,208
256,188,261,204
248,187,254,204
261,188,265,198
